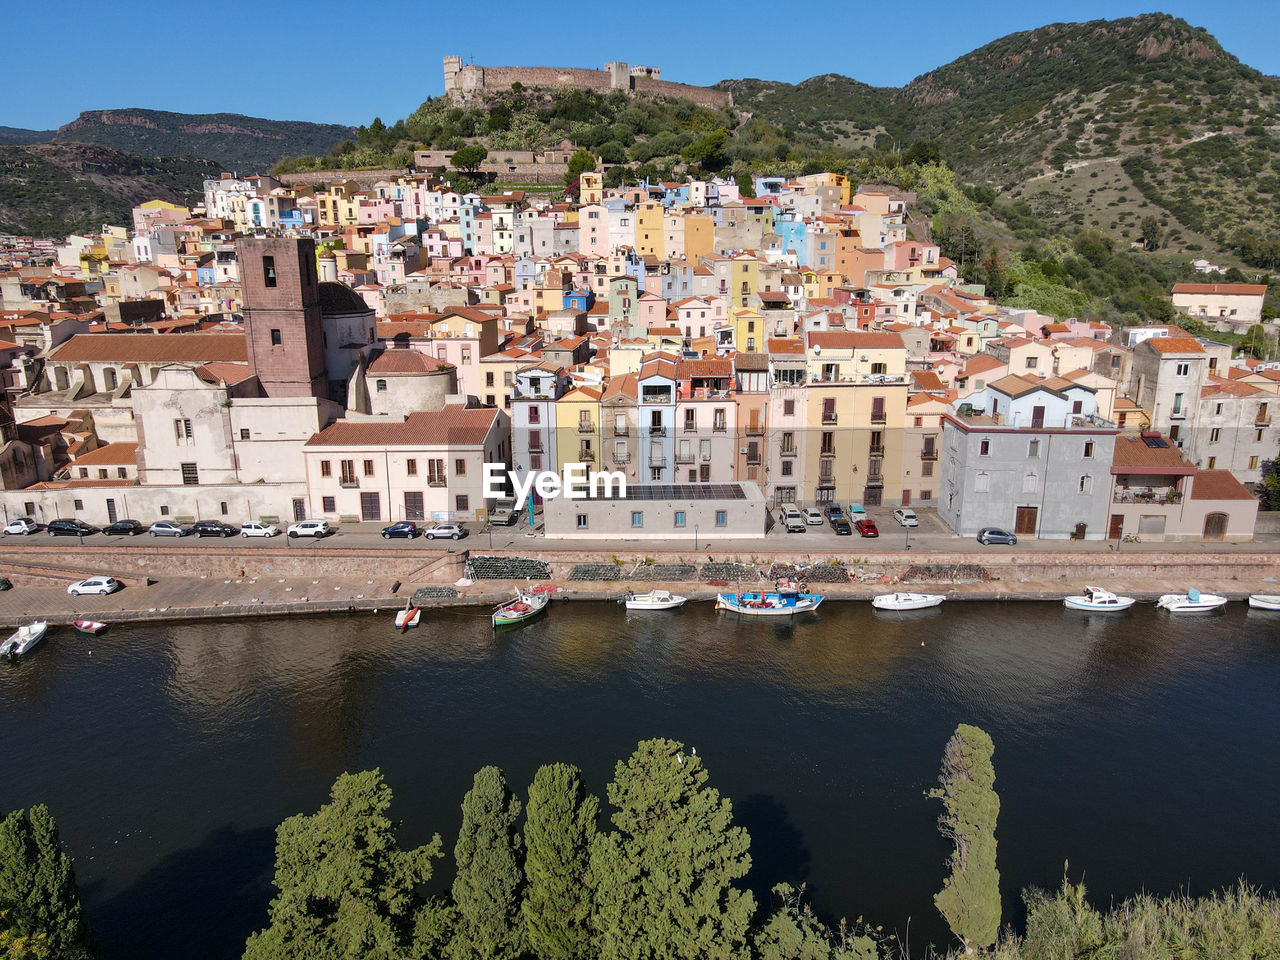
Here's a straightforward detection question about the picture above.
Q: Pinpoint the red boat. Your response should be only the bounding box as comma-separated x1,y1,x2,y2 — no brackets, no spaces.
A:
72,619,107,635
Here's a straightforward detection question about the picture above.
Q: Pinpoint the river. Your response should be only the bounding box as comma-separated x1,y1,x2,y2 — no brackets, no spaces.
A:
1,600,1277,958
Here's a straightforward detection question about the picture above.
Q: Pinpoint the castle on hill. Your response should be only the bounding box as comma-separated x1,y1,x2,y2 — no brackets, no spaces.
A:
442,57,731,110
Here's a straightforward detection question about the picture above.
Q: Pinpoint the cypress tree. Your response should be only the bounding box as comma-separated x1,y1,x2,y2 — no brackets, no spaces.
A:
928,723,1001,951
0,805,94,959
590,738,754,960
522,763,598,960
447,766,524,960
243,769,442,960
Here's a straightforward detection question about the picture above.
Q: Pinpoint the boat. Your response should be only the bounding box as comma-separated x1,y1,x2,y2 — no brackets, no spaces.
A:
715,580,823,616
1063,585,1136,612
1248,594,1280,610
872,592,946,611
1156,589,1229,613
71,619,107,635
492,589,550,629
395,605,421,630
620,589,687,611
1,621,48,658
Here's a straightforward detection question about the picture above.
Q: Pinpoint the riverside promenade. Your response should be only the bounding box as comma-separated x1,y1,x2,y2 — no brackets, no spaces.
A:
0,540,1276,627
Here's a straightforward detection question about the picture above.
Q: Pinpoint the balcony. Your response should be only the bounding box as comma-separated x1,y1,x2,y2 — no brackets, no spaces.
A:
1114,488,1182,504
339,479,359,489
613,424,629,436
683,423,697,433
820,448,836,459
746,423,764,436
578,422,595,433
712,423,727,434
527,439,543,452
780,445,797,457
649,457,668,468
1257,413,1272,426
427,479,446,487
648,426,667,437
746,452,761,465
676,450,694,464
871,412,887,424
822,414,838,425
611,453,631,464
578,449,595,462
869,445,884,457
921,449,938,461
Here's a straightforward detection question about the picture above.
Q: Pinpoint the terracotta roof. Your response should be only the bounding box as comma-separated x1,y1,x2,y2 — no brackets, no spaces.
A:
47,333,246,364
911,370,946,391
306,406,498,447
768,337,804,355
1144,337,1204,354
195,362,255,386
806,331,904,350
1172,283,1267,296
678,358,733,378
72,442,138,466
988,374,1057,399
1190,469,1255,501
1110,434,1196,475
1201,374,1263,398
601,372,638,402
368,350,453,374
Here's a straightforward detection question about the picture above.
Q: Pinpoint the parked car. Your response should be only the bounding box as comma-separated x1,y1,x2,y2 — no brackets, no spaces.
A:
240,521,279,538
381,521,419,539
149,521,189,537
287,519,331,538
47,519,97,537
67,576,120,596
977,527,1018,545
489,499,521,525
192,520,237,538
824,504,852,535
3,517,37,535
780,505,806,533
892,508,919,527
802,507,824,525
423,522,466,540
103,519,144,536
855,518,879,538
846,503,867,519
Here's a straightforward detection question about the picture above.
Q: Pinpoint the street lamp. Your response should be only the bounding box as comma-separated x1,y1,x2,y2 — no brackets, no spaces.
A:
694,523,699,551
905,519,911,552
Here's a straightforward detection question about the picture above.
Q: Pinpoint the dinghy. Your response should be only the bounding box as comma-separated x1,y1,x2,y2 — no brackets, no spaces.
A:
1248,594,1280,610
1156,588,1229,613
72,619,108,635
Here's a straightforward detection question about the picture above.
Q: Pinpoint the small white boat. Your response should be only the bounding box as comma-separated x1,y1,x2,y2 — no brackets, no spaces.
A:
1156,589,1229,613
620,590,687,611
716,580,823,616
872,592,946,611
1,621,48,658
1063,585,1135,612
395,605,421,630
493,589,550,629
1248,594,1280,610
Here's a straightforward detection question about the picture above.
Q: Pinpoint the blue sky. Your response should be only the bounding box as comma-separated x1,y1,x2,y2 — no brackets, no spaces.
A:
5,0,1277,130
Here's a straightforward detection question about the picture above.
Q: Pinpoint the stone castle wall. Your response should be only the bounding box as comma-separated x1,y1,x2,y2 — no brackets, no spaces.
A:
631,76,731,110
444,58,730,109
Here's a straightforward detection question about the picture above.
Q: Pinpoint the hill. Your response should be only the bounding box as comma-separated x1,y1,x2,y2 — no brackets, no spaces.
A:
0,142,218,237
0,126,56,146
47,108,356,172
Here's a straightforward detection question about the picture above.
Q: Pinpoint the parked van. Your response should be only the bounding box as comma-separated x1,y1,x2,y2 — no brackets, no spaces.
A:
490,498,522,525
781,505,806,533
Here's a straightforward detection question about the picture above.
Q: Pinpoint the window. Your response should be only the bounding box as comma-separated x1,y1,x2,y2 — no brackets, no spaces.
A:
713,409,726,432
117,468,127,479
78,468,88,478
1207,457,1217,469
74,499,84,511
363,459,375,477
914,416,923,427
455,495,469,513
376,379,387,392
181,463,199,485
1084,441,1095,458
1176,362,1190,376
1210,427,1221,443
631,511,643,528
1249,456,1259,470
160,505,170,516
576,514,588,529
1172,392,1184,415
783,399,795,416
528,406,540,424
104,368,118,390
174,418,193,443
340,460,356,484
322,495,336,512
455,459,466,476
427,459,446,484
1028,439,1040,457
684,409,696,433
320,460,332,477
781,459,793,476
1079,475,1092,494
270,328,282,346
920,490,932,501
1026,356,1038,370
406,459,418,476
979,439,991,456
239,427,251,441
781,432,795,454
715,510,727,527
461,347,472,365
486,372,495,387
1170,425,1180,441
674,511,686,528
921,461,933,477
262,255,276,287
1256,428,1265,443
1023,472,1038,493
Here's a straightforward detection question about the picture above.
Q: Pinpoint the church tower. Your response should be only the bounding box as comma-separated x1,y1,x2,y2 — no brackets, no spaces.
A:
237,237,328,399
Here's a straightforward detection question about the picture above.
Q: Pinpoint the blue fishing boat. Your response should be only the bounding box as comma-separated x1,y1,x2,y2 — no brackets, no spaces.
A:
715,579,824,616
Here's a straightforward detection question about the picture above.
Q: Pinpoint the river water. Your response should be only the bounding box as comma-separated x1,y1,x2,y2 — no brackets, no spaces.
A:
1,600,1277,958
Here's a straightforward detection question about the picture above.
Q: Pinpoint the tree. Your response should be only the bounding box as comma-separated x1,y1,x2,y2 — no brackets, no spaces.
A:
450,145,488,174
590,739,754,960
1240,324,1274,360
0,805,94,959
243,770,442,960
681,129,730,173
735,173,756,198
1141,215,1163,251
448,766,524,960
565,148,597,186
928,724,1001,952
522,764,598,960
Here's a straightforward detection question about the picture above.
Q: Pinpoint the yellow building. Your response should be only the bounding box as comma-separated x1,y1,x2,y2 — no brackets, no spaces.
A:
729,253,759,308
579,171,603,205
729,307,764,353
553,385,604,474
635,201,665,259
684,214,714,263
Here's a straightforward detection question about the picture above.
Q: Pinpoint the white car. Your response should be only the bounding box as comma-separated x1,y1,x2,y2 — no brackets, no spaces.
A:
287,519,331,538
423,522,466,540
802,507,824,525
892,508,919,527
3,517,37,535
68,576,121,596
240,522,279,538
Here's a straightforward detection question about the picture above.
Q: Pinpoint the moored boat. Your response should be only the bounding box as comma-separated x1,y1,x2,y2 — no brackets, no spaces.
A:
72,619,107,635
1156,589,1229,613
872,592,945,611
1063,585,1135,612
620,589,687,611
1248,594,1280,610
716,580,823,616
1,621,48,658
493,589,550,629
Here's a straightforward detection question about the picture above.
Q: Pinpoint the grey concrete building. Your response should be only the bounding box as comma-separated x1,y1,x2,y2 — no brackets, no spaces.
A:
543,481,768,540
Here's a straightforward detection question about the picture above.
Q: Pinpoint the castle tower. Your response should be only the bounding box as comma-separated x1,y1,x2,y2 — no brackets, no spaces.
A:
605,61,631,92
237,237,328,399
443,56,462,93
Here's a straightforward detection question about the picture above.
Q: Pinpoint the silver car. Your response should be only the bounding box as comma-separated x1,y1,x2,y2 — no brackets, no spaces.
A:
423,522,466,540
149,521,189,537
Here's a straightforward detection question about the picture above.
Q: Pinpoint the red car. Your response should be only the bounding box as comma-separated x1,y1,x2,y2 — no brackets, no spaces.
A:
855,518,879,538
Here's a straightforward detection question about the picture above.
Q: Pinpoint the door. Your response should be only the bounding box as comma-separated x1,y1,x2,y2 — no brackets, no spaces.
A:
359,492,381,522
404,491,424,521
1031,405,1045,428
106,499,117,524
1108,514,1124,540
1015,506,1038,535
1203,512,1228,541
901,489,911,506
292,498,307,522
863,486,883,507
